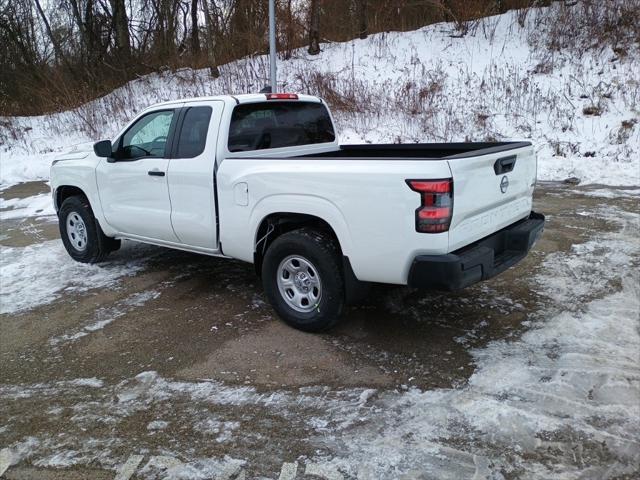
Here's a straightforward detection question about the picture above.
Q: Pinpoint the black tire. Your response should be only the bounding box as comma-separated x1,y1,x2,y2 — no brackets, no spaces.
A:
262,228,345,332
58,195,118,264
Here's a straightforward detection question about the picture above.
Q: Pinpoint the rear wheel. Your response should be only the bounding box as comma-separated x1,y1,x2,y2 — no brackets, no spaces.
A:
59,195,119,264
262,228,345,332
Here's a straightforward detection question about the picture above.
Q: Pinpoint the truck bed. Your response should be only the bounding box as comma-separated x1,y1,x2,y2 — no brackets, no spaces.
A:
300,141,532,159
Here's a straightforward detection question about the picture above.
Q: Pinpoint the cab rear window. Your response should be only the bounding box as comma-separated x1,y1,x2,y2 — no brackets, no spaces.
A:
228,102,335,152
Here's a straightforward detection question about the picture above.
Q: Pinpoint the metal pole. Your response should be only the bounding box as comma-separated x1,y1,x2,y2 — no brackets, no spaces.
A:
269,0,277,92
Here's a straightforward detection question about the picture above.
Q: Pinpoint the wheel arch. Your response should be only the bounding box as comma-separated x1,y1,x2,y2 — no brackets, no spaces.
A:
53,183,116,237
254,212,369,305
253,213,343,274
55,185,89,212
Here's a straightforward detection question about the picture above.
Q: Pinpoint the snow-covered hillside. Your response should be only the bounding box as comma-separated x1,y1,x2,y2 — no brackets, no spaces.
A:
1,3,638,187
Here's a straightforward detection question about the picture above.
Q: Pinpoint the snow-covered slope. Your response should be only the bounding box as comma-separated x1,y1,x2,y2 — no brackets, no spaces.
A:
1,4,638,187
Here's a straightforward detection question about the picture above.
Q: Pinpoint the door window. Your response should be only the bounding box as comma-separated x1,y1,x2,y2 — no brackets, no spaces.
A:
175,106,213,158
120,110,174,159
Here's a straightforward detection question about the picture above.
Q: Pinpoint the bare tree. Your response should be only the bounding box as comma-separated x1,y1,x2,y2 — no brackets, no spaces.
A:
356,0,367,39
33,0,66,64
308,0,321,55
68,0,98,67
203,0,220,76
151,0,179,61
191,0,200,55
282,0,294,59
109,0,131,63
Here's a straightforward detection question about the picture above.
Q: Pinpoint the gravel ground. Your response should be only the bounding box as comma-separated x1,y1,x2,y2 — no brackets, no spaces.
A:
1,182,638,479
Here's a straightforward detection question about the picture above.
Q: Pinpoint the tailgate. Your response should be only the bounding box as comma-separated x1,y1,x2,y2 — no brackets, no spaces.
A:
447,145,536,251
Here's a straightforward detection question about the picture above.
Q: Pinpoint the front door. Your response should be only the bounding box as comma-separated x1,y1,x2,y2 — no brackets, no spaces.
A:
96,108,180,242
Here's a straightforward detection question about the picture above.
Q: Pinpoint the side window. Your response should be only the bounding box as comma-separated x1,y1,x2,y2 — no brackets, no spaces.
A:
120,110,174,159
175,106,213,158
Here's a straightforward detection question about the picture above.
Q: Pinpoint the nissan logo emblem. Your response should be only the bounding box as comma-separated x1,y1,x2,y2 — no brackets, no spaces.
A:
500,175,509,194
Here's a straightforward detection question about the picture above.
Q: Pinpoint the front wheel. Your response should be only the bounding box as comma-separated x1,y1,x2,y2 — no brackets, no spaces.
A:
59,195,119,264
262,228,345,332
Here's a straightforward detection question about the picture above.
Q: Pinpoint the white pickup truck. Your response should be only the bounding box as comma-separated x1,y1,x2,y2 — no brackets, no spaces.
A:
51,93,544,331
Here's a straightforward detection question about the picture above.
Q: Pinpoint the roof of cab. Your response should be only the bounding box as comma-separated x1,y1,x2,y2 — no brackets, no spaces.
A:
147,93,322,110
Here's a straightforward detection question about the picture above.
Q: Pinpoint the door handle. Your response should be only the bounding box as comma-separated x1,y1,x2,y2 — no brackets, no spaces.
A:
148,170,165,177
494,155,517,175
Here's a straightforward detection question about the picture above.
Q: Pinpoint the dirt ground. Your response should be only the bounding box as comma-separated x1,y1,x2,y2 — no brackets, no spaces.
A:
1,182,638,479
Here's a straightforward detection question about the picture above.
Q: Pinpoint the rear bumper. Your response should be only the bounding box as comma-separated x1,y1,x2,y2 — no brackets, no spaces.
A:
408,211,545,291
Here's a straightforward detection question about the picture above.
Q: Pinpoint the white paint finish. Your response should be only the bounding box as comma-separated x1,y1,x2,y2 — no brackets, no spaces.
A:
233,182,249,206
50,154,115,236
96,156,179,242
113,455,144,480
167,100,225,248
51,94,538,287
278,461,298,480
217,158,451,284
447,146,536,251
0,448,14,476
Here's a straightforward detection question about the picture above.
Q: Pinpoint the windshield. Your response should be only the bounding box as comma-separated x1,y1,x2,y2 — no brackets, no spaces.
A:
228,101,335,152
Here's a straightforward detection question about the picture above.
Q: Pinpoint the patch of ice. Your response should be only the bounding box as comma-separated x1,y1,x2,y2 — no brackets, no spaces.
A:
0,240,145,315
147,420,169,431
0,438,40,468
574,188,640,199
193,416,240,443
65,378,104,388
139,455,245,480
533,208,639,305
34,450,81,468
49,289,161,345
0,193,55,220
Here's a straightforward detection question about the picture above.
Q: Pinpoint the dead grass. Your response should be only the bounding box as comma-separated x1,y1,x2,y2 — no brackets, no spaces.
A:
528,0,640,56
2,0,638,161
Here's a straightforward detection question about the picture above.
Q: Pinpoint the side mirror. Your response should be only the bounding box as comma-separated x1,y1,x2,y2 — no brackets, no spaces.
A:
93,140,113,158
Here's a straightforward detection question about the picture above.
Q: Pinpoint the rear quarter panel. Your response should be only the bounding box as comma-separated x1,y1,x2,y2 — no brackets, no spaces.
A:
217,158,452,284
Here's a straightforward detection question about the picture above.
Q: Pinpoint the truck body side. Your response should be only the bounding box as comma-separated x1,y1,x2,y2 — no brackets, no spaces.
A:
50,93,544,330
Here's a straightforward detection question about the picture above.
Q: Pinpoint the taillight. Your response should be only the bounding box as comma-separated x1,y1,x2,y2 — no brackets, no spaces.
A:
406,179,453,233
265,93,298,100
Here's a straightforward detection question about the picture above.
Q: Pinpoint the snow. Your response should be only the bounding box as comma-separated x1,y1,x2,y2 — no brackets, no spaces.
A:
0,193,55,221
34,451,82,469
147,420,169,431
0,240,145,315
575,188,640,199
311,209,640,479
1,4,638,188
193,416,240,443
65,378,104,388
138,455,245,480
